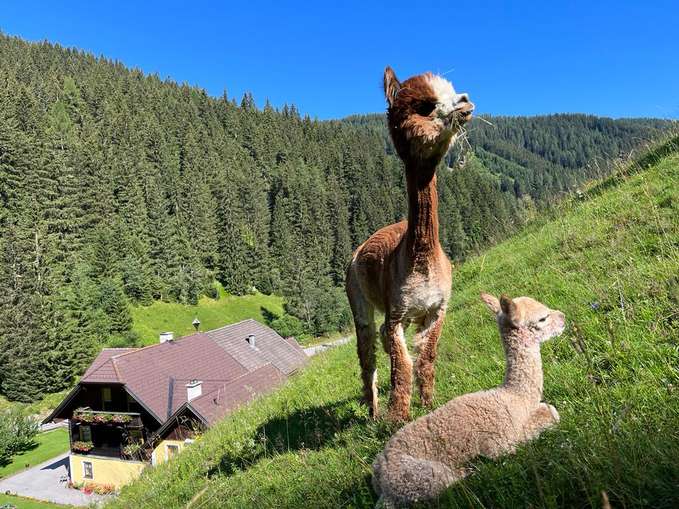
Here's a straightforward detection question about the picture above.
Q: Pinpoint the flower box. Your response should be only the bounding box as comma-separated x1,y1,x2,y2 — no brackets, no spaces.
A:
72,440,94,453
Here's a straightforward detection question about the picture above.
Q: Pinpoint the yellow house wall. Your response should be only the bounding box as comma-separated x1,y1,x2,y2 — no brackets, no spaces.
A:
69,454,146,488
151,439,187,465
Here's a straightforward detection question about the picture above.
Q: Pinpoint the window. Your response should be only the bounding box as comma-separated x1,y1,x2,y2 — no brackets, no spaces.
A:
166,444,180,461
83,461,93,480
102,387,112,411
79,425,92,442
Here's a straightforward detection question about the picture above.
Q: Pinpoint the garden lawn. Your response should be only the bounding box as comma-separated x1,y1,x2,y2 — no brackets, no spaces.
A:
0,430,69,479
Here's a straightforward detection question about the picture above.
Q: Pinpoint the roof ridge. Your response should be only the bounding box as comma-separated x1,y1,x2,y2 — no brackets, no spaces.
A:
111,357,122,380
84,359,118,381
207,318,258,333
110,332,207,361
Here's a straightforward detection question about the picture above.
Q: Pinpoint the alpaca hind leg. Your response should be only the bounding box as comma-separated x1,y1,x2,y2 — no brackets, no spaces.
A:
346,267,380,418
414,307,446,408
386,320,412,422
523,403,560,440
356,316,378,418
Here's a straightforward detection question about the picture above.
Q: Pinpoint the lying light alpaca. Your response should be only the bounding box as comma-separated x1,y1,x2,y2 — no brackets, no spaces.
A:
372,293,566,507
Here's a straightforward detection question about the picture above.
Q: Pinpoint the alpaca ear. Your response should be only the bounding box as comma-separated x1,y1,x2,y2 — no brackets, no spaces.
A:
480,293,501,314
383,66,401,107
500,294,521,327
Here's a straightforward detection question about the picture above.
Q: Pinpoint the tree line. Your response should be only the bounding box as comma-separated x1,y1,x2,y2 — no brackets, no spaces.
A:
0,33,671,401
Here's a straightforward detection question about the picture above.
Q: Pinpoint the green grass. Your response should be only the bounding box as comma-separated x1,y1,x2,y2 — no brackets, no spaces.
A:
131,284,285,345
0,494,73,509
110,145,678,508
0,429,69,479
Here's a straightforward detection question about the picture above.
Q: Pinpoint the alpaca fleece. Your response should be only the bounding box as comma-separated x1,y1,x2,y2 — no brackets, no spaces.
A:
372,294,566,507
346,67,474,422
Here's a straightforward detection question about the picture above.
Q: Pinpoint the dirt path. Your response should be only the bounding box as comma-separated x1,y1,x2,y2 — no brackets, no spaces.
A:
303,336,352,356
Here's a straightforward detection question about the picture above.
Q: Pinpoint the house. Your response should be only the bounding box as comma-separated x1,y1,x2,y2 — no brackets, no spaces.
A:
43,319,307,489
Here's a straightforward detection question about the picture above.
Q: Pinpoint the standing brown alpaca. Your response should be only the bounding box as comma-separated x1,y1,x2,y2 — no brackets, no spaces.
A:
346,67,474,421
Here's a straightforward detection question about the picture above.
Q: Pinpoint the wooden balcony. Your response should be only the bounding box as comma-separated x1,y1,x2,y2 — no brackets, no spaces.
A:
69,409,150,462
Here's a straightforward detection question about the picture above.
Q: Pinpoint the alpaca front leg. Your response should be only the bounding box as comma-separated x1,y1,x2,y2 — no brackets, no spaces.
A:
387,322,413,422
414,308,446,408
523,403,560,440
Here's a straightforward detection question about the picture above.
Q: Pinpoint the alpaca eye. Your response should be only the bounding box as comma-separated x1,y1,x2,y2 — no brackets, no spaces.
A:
539,316,548,323
416,101,436,116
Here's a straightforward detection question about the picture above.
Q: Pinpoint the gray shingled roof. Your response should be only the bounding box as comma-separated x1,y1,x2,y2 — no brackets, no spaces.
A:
205,319,307,375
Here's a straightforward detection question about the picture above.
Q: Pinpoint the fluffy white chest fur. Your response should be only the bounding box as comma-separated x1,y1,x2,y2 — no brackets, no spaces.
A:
400,273,449,320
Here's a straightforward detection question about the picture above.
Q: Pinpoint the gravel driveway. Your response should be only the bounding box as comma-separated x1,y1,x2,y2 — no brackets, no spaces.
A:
0,453,108,507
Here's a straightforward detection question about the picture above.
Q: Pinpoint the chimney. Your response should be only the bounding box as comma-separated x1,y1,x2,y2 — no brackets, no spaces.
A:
246,334,256,348
186,380,202,402
159,332,174,343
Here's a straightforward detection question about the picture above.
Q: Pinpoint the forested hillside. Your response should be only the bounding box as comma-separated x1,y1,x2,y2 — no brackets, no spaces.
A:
0,33,671,402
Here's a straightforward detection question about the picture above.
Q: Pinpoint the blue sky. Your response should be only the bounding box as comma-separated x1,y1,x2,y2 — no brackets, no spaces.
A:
2,0,678,119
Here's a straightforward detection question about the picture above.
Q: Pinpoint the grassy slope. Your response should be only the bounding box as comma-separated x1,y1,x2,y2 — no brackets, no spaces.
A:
131,286,284,345
110,147,678,508
0,429,69,479
0,494,73,509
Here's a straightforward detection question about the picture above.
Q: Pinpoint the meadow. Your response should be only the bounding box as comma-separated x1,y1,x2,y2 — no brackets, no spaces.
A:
131,285,284,345
108,140,679,508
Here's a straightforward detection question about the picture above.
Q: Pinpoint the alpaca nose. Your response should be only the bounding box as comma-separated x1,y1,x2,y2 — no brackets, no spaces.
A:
454,94,474,114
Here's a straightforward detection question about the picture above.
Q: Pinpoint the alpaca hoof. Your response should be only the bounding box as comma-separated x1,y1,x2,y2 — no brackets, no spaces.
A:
361,398,379,419
420,395,433,408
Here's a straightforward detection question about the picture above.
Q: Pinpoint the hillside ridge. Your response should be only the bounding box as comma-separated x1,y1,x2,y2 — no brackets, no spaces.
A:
108,137,679,508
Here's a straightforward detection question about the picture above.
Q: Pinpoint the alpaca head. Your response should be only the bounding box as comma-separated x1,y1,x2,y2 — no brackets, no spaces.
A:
384,66,474,167
481,293,566,344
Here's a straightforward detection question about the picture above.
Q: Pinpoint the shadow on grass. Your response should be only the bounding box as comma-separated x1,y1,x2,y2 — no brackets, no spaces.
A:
208,398,364,477
259,306,279,325
337,472,378,508
0,440,39,469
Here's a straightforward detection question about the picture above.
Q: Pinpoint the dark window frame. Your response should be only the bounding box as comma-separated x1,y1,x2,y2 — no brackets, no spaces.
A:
83,461,93,480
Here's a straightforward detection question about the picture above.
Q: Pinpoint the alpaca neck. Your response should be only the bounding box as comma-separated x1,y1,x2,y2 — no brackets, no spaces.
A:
405,162,440,262
501,328,543,402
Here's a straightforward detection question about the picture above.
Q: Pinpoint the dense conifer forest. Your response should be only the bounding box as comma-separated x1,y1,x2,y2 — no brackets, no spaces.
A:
0,33,671,401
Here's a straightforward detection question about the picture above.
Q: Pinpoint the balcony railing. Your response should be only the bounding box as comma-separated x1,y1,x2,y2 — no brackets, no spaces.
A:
72,408,142,428
70,409,150,462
